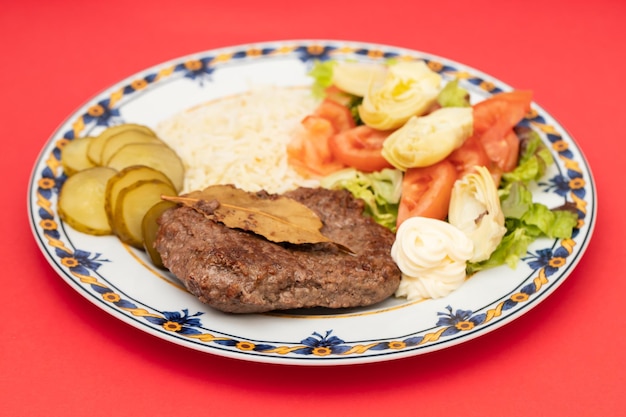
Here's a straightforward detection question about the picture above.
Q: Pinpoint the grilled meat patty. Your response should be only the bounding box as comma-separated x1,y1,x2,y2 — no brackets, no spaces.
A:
155,187,401,313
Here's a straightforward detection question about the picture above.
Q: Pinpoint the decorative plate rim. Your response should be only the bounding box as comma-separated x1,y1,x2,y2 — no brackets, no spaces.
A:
27,39,597,365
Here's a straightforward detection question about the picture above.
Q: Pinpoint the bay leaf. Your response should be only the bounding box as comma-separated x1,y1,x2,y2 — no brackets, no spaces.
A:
162,185,354,254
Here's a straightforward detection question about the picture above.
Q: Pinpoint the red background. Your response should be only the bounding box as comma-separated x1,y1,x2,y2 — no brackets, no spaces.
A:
3,0,624,415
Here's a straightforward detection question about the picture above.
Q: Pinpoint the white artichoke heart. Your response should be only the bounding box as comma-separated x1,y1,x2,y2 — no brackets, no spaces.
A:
358,61,442,130
331,61,388,97
448,166,507,263
381,106,473,171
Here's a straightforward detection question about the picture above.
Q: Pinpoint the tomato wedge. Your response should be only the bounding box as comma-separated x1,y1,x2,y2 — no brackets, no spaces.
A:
286,115,345,178
397,159,457,227
472,90,532,135
328,125,394,173
313,98,356,133
446,134,490,179
479,128,520,173
472,90,531,173
323,85,353,107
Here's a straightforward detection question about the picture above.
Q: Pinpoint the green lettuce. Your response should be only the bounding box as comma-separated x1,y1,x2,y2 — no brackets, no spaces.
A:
467,228,536,273
348,95,364,125
308,60,336,98
468,201,578,274
468,130,579,273
437,79,471,108
501,129,554,186
320,168,402,232
308,60,363,124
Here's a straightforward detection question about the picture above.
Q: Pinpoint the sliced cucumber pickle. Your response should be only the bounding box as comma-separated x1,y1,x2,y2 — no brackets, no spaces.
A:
105,142,185,192
61,136,96,176
142,200,177,269
58,122,186,255
86,123,156,165
58,166,117,235
113,179,177,249
104,165,176,230
100,130,164,165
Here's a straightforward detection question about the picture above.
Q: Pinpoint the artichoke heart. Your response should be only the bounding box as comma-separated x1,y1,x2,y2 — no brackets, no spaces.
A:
358,61,442,130
332,61,388,97
448,166,507,262
381,107,473,171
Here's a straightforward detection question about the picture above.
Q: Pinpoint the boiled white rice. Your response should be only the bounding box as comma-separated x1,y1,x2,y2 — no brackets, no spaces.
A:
155,85,321,194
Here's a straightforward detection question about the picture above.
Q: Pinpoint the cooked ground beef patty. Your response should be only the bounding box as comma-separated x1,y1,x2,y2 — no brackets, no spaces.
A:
155,187,401,313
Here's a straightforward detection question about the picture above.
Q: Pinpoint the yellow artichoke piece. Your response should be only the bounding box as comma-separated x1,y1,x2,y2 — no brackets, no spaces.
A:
448,166,506,262
358,61,442,130
381,107,473,171
332,61,388,97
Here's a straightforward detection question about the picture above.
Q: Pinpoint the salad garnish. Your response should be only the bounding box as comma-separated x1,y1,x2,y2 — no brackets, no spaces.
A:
304,59,578,283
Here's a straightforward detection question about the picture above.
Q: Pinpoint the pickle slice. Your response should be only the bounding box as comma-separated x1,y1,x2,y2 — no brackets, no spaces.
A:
142,200,177,269
61,136,96,176
100,130,164,165
105,142,185,192
58,166,117,235
113,179,177,249
86,123,156,165
104,165,176,230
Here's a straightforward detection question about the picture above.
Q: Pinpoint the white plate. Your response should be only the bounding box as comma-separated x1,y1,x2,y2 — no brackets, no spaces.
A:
28,40,596,365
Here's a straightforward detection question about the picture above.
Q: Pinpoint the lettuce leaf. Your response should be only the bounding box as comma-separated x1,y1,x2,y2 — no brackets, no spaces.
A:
308,60,336,98
467,205,578,274
501,128,553,186
320,168,402,232
468,129,579,273
519,203,578,239
499,181,533,219
348,95,364,125
467,228,535,273
437,79,471,108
